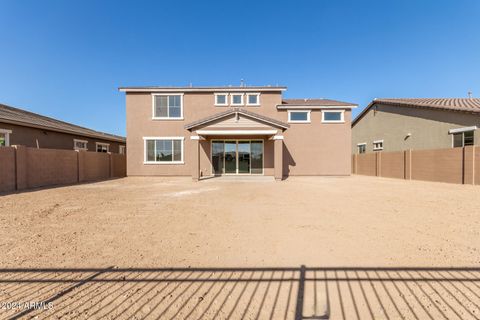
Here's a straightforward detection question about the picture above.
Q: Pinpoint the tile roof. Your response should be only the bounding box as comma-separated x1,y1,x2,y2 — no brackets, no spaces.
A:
281,99,357,106
0,103,125,142
185,108,289,130
352,98,480,126
374,98,480,113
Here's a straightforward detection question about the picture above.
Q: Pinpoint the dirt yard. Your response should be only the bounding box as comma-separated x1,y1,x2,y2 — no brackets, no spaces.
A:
0,176,479,319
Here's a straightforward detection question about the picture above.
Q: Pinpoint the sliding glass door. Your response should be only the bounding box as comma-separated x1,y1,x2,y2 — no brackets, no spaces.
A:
211,140,263,175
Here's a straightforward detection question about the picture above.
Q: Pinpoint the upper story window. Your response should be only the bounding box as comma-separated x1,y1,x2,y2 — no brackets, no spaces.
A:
357,143,366,154
96,142,109,153
215,93,228,106
322,110,344,123
373,140,383,151
74,139,88,151
144,137,184,164
231,93,244,106
288,110,311,123
153,94,183,119
246,93,260,106
0,129,11,147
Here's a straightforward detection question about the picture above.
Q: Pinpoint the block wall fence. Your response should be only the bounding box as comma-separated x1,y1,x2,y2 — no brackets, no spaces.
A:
0,145,126,193
352,146,479,185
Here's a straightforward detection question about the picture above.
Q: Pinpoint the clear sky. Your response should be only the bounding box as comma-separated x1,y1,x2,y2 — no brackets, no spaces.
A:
1,0,479,136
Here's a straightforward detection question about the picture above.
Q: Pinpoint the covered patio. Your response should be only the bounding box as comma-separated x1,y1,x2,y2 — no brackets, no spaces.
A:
184,108,289,181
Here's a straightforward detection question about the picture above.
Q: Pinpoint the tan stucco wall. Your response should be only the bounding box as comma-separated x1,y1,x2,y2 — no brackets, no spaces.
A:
126,91,352,177
352,103,480,154
0,122,125,153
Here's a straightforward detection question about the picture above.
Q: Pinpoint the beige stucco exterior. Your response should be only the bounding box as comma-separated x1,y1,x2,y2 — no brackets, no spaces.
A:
0,122,125,153
125,89,353,179
352,103,480,154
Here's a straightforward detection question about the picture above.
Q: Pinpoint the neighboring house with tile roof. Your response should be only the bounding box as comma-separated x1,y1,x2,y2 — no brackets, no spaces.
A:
0,103,126,153
119,85,357,180
352,98,480,154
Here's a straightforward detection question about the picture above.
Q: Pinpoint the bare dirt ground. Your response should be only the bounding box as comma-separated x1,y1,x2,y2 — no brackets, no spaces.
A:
0,176,479,319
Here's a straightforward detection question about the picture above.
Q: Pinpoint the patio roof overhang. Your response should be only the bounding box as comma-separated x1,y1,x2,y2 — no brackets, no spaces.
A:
195,129,278,136
185,108,289,131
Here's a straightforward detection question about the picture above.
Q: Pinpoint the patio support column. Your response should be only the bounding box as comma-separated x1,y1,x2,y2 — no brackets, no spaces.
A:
191,136,201,182
274,135,284,181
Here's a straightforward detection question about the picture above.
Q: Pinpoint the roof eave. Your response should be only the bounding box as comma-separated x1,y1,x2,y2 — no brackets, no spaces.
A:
119,87,287,93
0,118,126,143
277,104,357,109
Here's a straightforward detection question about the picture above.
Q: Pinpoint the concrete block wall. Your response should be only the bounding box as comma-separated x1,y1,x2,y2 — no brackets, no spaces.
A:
352,146,478,185
0,145,126,194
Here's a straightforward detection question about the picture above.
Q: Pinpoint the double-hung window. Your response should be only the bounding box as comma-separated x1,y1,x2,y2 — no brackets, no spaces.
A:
0,129,11,147
119,145,126,155
153,94,183,119
144,137,184,164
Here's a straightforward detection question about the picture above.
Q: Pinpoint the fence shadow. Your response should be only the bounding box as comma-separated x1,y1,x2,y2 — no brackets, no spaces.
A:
0,266,479,320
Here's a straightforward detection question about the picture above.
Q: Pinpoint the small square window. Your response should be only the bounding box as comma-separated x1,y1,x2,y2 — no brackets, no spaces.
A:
0,129,12,147
231,94,244,105
453,131,475,148
246,93,260,106
215,94,228,106
373,140,383,151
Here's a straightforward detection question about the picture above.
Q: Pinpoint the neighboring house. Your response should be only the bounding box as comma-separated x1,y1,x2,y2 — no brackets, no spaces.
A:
352,98,480,154
0,103,126,153
119,85,357,180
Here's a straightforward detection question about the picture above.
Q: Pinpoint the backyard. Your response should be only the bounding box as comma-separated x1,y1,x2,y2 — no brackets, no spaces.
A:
0,176,479,319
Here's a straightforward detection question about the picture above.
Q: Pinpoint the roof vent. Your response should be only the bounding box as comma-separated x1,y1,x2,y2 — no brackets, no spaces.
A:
240,79,245,87
468,91,473,99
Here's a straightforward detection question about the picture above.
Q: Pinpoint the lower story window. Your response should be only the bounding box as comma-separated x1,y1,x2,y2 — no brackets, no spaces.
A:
144,137,183,163
119,145,126,154
96,142,109,153
0,129,12,147
453,131,474,148
357,143,366,154
74,139,88,150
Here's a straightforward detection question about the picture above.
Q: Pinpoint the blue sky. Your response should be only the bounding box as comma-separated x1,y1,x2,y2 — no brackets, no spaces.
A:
1,0,479,136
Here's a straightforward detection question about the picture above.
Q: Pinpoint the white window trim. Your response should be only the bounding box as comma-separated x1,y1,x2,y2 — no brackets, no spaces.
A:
73,139,88,151
214,93,229,106
321,110,345,123
451,130,474,148
151,93,184,120
448,126,477,134
357,142,366,154
96,142,110,152
0,129,12,147
288,110,311,123
230,93,244,106
119,145,126,154
373,140,384,151
246,93,261,106
143,136,185,165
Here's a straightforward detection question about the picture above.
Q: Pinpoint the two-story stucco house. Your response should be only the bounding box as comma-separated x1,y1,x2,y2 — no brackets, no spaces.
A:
119,86,357,180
